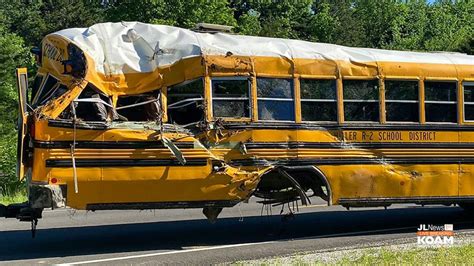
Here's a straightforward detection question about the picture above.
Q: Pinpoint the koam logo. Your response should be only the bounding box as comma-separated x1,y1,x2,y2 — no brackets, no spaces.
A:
417,236,454,245
417,224,454,246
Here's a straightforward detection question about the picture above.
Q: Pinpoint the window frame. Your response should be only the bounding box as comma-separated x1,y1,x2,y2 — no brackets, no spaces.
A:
167,78,205,110
166,78,205,127
32,73,59,106
299,78,338,123
384,78,420,124
342,78,380,123
256,77,296,122
423,80,458,124
210,76,252,121
462,81,474,123
114,91,161,122
30,73,44,104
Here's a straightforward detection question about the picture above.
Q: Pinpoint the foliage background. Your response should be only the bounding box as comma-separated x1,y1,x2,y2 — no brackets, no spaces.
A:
0,0,472,196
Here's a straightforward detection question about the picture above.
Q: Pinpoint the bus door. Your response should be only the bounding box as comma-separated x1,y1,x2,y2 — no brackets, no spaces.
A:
16,68,28,181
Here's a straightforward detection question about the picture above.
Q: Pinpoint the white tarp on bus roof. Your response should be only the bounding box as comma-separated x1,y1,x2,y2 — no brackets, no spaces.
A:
52,21,474,75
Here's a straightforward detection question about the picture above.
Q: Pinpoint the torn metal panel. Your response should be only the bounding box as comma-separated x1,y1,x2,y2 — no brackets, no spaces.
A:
161,136,186,165
38,80,87,119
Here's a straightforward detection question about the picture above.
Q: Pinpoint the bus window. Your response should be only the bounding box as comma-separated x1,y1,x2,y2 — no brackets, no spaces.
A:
425,81,457,123
49,84,68,102
167,79,204,126
66,85,112,122
33,74,59,106
385,80,419,122
211,78,250,118
30,74,44,103
343,79,379,122
300,79,337,122
257,78,295,121
116,93,160,122
463,83,474,121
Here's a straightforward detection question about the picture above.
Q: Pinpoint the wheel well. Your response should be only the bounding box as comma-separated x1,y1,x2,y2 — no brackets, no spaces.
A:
253,166,332,206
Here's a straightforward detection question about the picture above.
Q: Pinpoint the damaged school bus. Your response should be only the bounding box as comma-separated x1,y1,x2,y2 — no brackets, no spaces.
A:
3,22,474,231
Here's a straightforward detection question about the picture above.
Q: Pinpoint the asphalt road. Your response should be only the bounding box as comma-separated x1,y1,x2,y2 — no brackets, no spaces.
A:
1,198,474,265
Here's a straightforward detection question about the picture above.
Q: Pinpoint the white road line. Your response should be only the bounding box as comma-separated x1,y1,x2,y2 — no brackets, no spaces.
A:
58,241,276,265
59,226,417,265
56,220,474,265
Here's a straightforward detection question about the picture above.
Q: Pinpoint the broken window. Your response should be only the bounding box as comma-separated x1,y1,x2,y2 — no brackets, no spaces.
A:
300,79,337,122
167,78,204,126
66,85,113,122
425,81,457,123
116,92,161,122
343,79,379,122
464,83,474,121
30,74,44,103
59,84,161,123
385,80,419,122
211,78,250,118
32,74,60,106
257,78,295,121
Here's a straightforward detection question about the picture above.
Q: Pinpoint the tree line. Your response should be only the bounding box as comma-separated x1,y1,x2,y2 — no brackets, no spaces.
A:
0,0,472,195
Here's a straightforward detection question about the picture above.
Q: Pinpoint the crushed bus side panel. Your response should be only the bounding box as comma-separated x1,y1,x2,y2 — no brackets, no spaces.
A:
27,91,274,216
8,22,474,228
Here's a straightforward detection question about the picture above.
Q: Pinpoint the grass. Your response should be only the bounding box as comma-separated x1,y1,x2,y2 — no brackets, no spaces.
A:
238,243,474,265
337,244,474,265
0,191,27,205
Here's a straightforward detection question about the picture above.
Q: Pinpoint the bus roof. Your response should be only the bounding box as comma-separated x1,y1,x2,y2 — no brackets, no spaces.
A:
51,22,474,77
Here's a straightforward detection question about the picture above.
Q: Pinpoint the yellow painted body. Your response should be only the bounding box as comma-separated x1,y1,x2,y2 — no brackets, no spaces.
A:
20,33,474,210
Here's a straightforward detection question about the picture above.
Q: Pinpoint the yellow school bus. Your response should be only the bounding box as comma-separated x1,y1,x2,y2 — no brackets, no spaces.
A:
3,22,474,229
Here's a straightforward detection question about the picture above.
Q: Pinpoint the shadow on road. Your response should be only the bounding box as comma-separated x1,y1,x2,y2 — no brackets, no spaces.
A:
1,206,473,261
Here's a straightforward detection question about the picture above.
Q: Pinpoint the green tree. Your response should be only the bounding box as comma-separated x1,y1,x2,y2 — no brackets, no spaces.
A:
386,0,429,51
423,1,474,52
0,26,33,195
458,37,474,55
106,0,170,24
107,0,237,29
236,9,262,36
233,0,314,40
307,2,339,43
3,0,104,47
354,0,407,48
312,0,366,47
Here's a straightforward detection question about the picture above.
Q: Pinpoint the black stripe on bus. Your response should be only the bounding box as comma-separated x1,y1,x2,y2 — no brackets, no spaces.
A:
46,158,208,168
47,120,474,132
229,157,474,166
87,200,241,211
338,196,474,206
243,142,474,149
35,140,195,149
48,120,108,130
222,122,474,131
35,141,474,150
